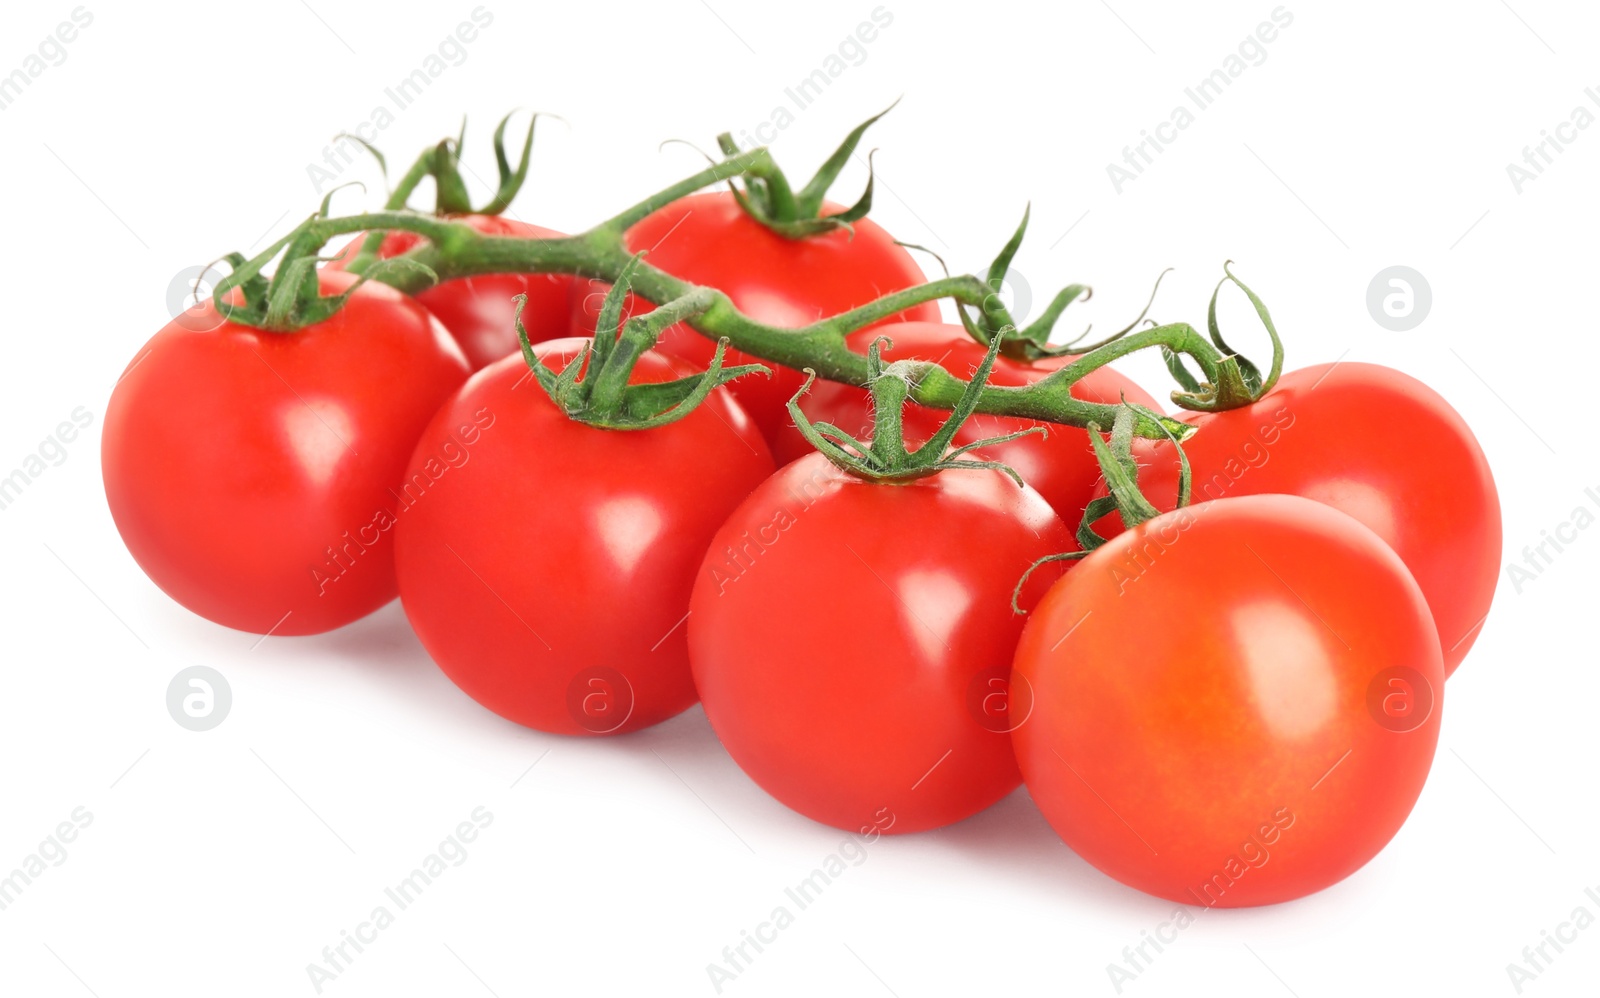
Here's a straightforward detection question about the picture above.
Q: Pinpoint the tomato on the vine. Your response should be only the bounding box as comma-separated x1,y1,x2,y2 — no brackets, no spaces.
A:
1089,362,1499,674
393,338,774,736
574,192,939,454
103,270,470,635
794,321,1160,519
1014,493,1444,907
688,452,1073,834
331,214,575,369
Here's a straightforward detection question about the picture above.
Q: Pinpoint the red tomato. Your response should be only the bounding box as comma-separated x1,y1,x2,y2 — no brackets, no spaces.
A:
794,322,1160,522
393,340,774,736
688,454,1073,834
1014,494,1444,907
330,214,574,370
103,271,470,635
573,192,939,454
1089,362,1499,675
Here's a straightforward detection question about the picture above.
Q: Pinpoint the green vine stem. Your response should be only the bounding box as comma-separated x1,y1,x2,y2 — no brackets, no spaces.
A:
212,145,1255,440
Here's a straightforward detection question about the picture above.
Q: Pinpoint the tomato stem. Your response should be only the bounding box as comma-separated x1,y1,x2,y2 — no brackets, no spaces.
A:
340,111,546,273
789,332,1045,485
1010,400,1194,614
514,263,766,431
210,132,1281,439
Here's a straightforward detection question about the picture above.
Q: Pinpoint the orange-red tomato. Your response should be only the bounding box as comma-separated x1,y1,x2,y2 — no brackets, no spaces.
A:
1089,362,1500,674
1014,494,1444,907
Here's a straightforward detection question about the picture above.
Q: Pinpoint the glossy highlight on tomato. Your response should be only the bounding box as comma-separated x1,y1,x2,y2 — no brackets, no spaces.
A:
1014,494,1444,907
394,339,775,736
102,270,471,635
689,454,1073,834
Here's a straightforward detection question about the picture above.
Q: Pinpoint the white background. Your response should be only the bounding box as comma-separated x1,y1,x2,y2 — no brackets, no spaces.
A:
1,1,1596,995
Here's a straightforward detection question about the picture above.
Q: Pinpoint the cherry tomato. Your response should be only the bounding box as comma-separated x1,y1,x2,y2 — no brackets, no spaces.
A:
1014,494,1444,907
393,339,774,735
331,214,574,369
573,193,939,455
794,322,1160,521
103,271,470,635
688,454,1073,834
1089,362,1499,675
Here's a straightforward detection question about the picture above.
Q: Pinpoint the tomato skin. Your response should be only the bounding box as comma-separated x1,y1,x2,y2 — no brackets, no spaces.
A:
1091,362,1499,675
330,214,574,370
573,193,939,455
1015,494,1444,907
393,340,774,736
688,455,1073,834
793,322,1160,521
102,271,470,635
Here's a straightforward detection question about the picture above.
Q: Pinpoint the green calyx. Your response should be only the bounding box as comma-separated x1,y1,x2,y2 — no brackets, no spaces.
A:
205,110,547,333
353,109,543,217
1163,260,1284,411
519,255,769,430
208,187,439,333
955,204,1169,364
715,101,898,239
789,329,1043,485
339,110,545,274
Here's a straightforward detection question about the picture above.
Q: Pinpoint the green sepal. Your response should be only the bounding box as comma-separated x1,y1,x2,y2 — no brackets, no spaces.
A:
209,193,439,333
1009,549,1091,615
788,329,1043,485
1171,261,1284,412
794,99,897,217
717,101,896,240
515,259,769,431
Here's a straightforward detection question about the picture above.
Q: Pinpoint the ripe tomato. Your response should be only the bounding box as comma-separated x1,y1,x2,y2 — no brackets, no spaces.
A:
793,322,1160,521
573,192,939,454
393,339,774,736
103,271,470,635
1013,494,1444,907
1089,362,1499,675
688,454,1073,834
331,214,574,369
